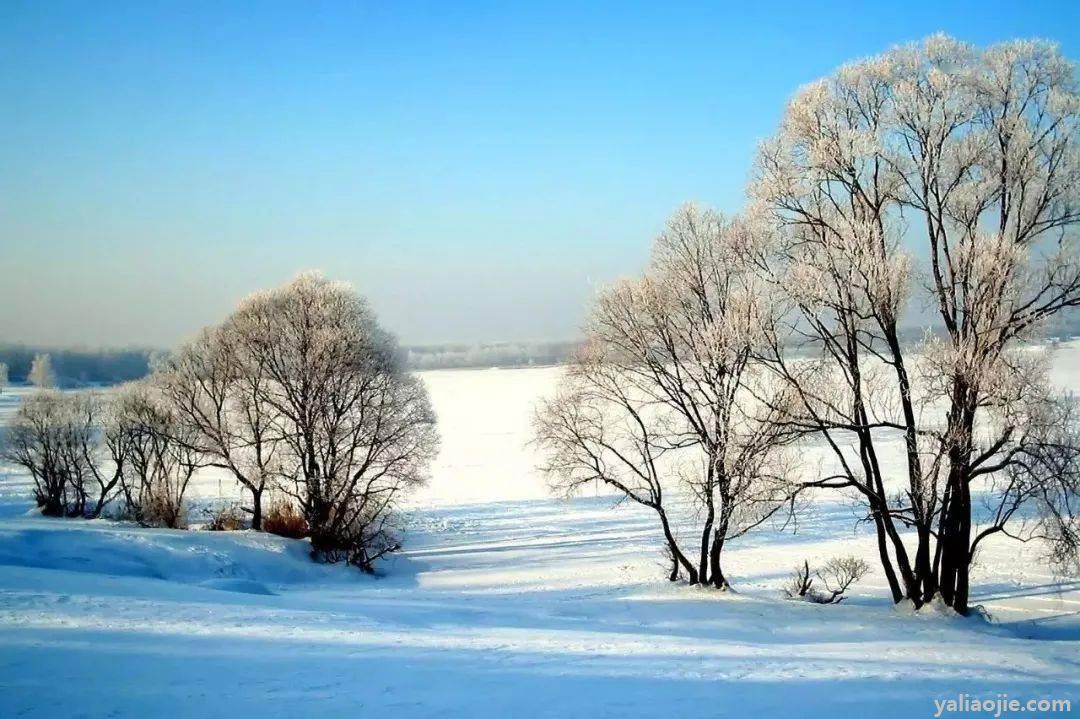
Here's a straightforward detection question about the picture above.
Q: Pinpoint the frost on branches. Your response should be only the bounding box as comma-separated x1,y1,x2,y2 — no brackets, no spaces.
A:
534,204,800,589
751,34,1080,613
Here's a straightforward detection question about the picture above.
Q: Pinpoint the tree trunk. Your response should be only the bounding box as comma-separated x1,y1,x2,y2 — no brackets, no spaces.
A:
940,479,973,615
658,508,698,585
884,328,935,607
915,525,937,605
250,487,264,531
698,500,714,585
871,509,903,602
861,438,919,602
697,460,717,585
937,386,977,615
709,525,731,590
42,495,64,517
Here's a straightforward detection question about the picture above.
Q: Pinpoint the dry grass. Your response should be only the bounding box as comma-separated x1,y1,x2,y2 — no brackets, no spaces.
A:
263,501,308,539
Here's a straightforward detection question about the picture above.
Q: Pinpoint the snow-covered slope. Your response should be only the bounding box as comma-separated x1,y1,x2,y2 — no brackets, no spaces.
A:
0,360,1077,717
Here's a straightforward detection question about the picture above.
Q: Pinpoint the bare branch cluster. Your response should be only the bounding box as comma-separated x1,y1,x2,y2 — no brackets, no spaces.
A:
535,204,800,588
784,557,870,604
3,390,126,518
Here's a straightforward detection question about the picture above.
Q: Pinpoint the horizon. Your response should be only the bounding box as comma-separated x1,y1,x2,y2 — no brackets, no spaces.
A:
4,1,1080,349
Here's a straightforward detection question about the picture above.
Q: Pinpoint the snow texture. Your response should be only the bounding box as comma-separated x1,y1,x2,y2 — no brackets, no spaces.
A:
0,358,1078,718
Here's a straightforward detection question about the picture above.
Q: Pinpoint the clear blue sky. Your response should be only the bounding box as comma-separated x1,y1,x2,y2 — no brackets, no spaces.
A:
3,1,1078,348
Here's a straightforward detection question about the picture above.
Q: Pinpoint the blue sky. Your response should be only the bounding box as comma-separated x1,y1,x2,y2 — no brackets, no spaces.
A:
3,1,1078,347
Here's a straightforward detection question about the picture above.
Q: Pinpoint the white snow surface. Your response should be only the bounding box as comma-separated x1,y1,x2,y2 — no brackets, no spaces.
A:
0,355,1078,718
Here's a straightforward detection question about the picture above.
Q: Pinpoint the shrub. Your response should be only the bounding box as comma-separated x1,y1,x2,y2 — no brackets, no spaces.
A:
784,556,869,604
263,501,308,539
136,492,188,530
309,504,404,573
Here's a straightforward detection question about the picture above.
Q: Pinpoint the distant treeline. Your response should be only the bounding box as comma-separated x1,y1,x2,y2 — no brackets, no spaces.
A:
5,321,1077,386
0,345,153,387
404,341,582,370
1048,310,1080,341
0,341,583,385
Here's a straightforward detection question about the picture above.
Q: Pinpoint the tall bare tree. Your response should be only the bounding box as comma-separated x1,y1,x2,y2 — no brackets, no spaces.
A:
535,204,798,588
752,34,1080,613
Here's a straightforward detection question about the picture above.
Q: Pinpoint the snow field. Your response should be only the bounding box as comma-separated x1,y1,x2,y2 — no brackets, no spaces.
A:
0,357,1077,717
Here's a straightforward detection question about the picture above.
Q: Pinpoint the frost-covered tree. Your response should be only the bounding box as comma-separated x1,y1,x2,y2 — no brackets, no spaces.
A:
28,353,56,388
4,391,81,515
0,363,8,395
156,327,285,530
114,381,200,528
752,34,1080,613
220,273,439,570
2,391,123,517
535,204,798,588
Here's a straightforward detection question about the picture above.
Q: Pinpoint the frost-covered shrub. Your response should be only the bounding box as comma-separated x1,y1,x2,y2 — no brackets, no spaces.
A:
4,391,82,516
136,491,189,530
309,503,405,573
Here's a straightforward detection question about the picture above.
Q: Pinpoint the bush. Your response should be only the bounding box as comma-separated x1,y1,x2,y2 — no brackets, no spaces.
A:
136,492,188,530
263,501,308,539
784,556,869,604
206,505,246,531
309,504,403,573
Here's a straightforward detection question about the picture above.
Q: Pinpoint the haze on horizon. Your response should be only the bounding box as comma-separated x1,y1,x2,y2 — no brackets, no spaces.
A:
3,1,1079,349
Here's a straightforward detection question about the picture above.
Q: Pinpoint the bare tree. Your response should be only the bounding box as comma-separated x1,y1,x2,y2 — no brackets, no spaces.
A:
28,353,56,389
114,382,200,529
156,327,284,530
1,390,121,517
4,391,77,515
222,273,439,570
0,363,8,396
535,204,798,588
752,34,1080,613
83,392,131,518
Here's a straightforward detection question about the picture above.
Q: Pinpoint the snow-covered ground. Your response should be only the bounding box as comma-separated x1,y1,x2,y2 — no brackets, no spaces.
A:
0,357,1078,718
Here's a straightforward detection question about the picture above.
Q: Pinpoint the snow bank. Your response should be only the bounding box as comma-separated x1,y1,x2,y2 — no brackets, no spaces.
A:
0,517,364,596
